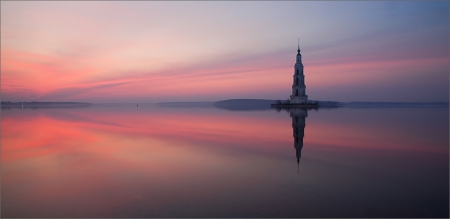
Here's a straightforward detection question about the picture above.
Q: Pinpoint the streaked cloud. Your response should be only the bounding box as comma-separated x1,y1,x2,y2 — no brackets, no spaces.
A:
1,1,448,102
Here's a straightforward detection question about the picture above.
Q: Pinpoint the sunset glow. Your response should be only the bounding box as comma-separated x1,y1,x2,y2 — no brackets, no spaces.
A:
1,1,448,103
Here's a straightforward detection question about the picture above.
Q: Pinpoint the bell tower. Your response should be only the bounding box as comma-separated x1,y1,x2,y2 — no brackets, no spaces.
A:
290,38,308,104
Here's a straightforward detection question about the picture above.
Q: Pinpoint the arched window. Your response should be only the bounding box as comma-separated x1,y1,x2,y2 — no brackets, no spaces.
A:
296,79,298,85
296,69,299,75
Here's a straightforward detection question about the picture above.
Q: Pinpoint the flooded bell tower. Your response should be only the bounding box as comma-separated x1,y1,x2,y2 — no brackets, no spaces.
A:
290,38,308,104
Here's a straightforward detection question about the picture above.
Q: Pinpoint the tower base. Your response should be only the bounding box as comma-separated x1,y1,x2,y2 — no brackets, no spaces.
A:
290,95,308,104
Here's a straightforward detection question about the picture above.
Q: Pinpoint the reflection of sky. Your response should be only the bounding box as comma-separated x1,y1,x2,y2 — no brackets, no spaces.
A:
1,106,448,217
1,1,448,102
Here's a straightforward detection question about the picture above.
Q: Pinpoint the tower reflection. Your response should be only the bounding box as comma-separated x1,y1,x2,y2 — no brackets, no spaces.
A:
290,108,307,167
275,107,312,172
288,108,308,171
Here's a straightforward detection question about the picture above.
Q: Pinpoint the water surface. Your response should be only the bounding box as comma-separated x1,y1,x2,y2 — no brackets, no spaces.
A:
1,104,448,217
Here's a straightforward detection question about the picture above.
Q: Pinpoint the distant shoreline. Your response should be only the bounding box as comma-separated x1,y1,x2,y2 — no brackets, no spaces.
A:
212,99,449,110
2,100,448,110
1,101,92,105
1,101,92,109
341,101,449,108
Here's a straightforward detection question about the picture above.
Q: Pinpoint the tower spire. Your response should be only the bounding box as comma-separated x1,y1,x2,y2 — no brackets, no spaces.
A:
297,37,300,54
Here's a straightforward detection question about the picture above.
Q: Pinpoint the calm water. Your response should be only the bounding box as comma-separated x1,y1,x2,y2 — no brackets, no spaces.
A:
1,104,448,218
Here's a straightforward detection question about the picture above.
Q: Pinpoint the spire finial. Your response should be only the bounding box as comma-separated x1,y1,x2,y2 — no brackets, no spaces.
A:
297,37,300,54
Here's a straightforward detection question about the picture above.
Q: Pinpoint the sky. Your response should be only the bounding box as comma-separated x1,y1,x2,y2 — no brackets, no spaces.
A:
1,1,449,103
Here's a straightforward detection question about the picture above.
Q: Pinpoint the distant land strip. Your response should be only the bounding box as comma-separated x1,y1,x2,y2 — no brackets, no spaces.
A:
1,101,92,109
2,100,448,110
1,101,92,105
214,99,339,110
343,101,449,108
212,99,449,110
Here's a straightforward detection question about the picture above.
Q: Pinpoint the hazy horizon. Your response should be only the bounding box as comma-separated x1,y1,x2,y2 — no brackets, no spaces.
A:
2,99,450,105
1,1,449,103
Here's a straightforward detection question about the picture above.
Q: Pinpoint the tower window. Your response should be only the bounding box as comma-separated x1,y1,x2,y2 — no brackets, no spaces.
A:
296,69,299,75
296,89,298,96
296,79,298,85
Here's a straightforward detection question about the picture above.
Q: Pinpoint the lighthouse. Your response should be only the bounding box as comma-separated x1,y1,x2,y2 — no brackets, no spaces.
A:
290,40,308,104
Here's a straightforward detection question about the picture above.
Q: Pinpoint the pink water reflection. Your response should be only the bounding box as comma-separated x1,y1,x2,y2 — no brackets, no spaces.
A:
1,105,448,217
